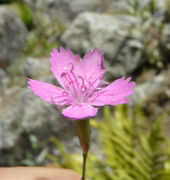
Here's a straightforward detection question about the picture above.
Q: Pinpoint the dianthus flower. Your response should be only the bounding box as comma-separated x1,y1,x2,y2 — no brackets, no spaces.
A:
28,47,135,120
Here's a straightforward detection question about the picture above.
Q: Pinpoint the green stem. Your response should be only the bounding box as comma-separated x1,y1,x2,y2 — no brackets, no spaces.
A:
77,119,91,180
82,154,87,180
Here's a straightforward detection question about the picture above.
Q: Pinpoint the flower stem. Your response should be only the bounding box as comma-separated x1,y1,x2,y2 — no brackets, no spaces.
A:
77,119,91,180
82,153,87,180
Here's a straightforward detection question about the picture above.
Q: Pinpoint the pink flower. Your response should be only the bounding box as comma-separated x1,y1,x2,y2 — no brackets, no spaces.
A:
28,47,135,120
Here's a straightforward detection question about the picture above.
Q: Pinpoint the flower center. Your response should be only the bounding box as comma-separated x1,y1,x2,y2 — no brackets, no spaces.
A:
60,63,88,103
60,63,105,103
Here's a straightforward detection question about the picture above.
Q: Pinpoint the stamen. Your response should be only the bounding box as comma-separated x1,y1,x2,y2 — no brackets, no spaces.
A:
61,64,78,97
61,72,70,90
59,63,106,103
70,67,79,87
66,70,78,96
68,64,79,93
78,76,85,89
81,86,87,92
85,71,105,97
61,72,67,78
68,63,74,71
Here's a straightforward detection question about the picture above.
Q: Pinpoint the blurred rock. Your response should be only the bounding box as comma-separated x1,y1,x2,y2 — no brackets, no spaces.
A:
0,69,6,85
130,74,166,105
24,0,168,18
61,12,141,77
24,0,136,25
0,69,9,89
108,0,168,13
163,24,170,58
0,55,100,161
0,56,78,162
0,75,77,150
130,69,170,137
22,57,51,79
24,0,99,25
0,6,27,67
0,86,21,149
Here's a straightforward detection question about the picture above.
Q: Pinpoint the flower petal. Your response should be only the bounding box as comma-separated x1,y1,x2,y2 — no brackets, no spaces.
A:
28,79,73,106
89,76,135,106
62,103,98,120
82,48,106,90
50,47,81,88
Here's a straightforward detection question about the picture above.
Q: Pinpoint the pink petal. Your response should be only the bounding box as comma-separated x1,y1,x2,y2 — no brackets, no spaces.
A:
50,47,82,88
28,79,73,106
82,48,106,90
89,76,135,106
62,103,98,120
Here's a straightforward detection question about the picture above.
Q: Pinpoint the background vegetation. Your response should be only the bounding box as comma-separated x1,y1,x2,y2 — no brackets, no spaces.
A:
48,105,170,180
0,0,169,179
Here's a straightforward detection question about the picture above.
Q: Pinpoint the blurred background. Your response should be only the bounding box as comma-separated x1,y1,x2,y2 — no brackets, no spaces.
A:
0,0,170,179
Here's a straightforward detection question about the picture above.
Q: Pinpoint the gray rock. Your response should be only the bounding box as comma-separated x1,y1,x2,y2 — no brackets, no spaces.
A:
0,57,73,149
0,77,76,149
130,71,170,137
0,6,27,67
130,75,166,105
0,54,100,154
0,86,21,148
22,57,51,79
24,0,99,25
163,24,170,58
107,0,167,13
23,0,168,26
61,12,142,77
0,69,6,85
0,69,9,89
0,55,78,150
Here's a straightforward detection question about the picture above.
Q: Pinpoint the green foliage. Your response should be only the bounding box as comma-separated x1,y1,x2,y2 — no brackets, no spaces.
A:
25,18,65,57
2,0,34,28
127,0,157,18
22,135,48,166
47,137,82,171
89,105,169,180
25,31,60,57
49,105,170,180
16,0,34,29
126,0,170,68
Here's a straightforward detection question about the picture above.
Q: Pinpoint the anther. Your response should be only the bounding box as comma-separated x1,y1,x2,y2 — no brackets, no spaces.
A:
61,72,67,77
81,87,87,92
68,63,74,71
78,76,85,88
63,66,67,70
